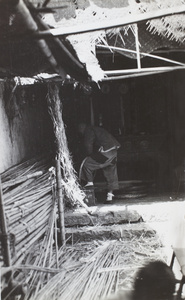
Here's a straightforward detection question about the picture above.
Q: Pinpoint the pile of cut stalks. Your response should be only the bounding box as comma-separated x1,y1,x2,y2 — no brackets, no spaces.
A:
1,236,166,300
31,237,165,300
0,155,60,299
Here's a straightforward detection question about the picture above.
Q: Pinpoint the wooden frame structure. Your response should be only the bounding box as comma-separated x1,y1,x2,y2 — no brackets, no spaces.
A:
1,0,185,81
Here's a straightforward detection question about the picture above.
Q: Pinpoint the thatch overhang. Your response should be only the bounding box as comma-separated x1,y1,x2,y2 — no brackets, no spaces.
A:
0,0,185,82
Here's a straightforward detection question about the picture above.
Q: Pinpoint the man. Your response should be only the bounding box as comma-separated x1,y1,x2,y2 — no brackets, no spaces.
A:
105,260,176,300
78,123,120,203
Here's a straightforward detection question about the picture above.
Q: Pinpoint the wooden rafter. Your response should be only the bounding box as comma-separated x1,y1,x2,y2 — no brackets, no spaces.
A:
97,45,185,66
29,5,185,38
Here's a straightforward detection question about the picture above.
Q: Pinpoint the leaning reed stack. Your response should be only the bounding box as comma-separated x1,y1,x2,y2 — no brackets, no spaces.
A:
0,155,58,290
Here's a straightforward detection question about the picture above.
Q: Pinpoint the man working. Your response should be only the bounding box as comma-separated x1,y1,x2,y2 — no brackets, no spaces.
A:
78,123,120,203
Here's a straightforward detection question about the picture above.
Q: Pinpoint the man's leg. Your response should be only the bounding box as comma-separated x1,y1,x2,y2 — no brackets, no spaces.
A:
79,156,101,185
102,158,119,202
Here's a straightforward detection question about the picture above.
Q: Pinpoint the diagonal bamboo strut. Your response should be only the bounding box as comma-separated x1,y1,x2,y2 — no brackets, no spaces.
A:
29,2,84,70
9,0,63,77
97,44,185,66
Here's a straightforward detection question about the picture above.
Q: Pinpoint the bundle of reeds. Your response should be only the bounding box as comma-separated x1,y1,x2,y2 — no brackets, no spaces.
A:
0,155,63,299
1,155,55,266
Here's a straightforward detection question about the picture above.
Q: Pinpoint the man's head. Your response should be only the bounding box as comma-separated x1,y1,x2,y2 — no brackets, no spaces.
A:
133,260,176,300
78,123,87,135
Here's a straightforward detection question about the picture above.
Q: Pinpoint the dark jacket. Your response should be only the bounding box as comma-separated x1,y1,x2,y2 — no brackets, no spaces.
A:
83,126,120,156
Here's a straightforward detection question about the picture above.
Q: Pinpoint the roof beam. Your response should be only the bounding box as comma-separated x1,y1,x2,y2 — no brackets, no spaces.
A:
30,5,185,38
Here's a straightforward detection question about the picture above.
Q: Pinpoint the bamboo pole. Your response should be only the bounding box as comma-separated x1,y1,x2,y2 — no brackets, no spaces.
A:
55,158,65,246
6,198,51,225
2,171,43,189
12,226,47,265
29,5,68,13
3,179,35,204
1,156,47,181
104,66,185,75
102,68,185,81
0,176,12,267
13,205,51,240
54,212,59,269
3,176,51,204
134,23,141,69
1,265,61,275
0,175,13,291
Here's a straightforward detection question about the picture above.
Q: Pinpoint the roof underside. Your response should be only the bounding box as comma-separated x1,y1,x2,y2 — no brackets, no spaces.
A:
0,0,185,82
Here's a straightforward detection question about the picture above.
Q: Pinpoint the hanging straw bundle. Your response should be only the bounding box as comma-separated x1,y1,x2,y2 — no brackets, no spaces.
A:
46,83,88,210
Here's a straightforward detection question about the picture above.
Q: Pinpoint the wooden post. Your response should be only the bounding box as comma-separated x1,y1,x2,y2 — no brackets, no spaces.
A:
135,23,141,69
0,176,11,267
55,158,65,246
0,175,13,291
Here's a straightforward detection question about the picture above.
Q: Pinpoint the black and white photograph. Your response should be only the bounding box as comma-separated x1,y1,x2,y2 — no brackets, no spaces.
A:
1,1,185,299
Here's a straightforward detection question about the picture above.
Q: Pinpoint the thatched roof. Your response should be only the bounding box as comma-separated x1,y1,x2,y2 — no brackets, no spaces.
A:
0,0,185,82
